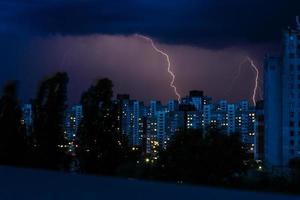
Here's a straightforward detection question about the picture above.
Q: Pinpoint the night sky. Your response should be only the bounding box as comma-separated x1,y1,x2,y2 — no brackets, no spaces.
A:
0,0,300,104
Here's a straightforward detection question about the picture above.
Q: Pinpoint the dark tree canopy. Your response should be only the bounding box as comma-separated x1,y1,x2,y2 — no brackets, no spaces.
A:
77,78,128,175
31,72,69,169
289,158,300,186
0,81,26,166
156,129,247,185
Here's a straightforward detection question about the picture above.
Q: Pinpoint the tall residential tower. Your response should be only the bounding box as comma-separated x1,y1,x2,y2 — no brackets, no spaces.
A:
264,18,300,169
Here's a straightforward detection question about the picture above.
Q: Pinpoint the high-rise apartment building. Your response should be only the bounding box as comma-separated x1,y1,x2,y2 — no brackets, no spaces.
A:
264,19,300,169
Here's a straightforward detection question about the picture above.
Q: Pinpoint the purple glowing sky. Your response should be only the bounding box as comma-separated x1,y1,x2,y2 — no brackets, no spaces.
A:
1,0,298,105
17,34,277,104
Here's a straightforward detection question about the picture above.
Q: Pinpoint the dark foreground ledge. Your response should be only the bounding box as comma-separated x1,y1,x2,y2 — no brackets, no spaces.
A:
0,166,298,200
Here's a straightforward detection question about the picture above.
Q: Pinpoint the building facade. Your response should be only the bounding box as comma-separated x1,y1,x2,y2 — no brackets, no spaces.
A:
22,104,33,135
65,105,83,140
116,91,256,158
264,20,300,169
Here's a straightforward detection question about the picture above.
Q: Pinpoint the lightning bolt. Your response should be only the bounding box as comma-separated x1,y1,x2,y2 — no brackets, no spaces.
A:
135,34,181,101
246,57,260,106
227,56,262,106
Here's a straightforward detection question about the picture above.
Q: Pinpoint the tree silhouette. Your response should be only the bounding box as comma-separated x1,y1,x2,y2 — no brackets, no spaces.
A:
156,129,247,185
289,158,300,188
0,81,26,166
77,78,128,175
30,72,69,169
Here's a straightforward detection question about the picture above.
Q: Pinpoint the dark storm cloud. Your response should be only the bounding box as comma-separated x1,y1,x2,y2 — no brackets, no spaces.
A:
0,0,297,104
3,0,300,48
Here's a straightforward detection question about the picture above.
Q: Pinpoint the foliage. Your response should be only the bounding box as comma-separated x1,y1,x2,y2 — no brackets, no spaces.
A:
155,129,247,185
77,78,128,175
0,81,26,166
30,72,69,169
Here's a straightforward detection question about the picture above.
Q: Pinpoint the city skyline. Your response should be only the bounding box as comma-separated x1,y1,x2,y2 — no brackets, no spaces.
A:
22,89,257,160
2,1,300,197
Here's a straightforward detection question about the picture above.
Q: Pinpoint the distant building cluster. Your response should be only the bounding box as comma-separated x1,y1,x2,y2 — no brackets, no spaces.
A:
21,91,256,160
114,91,256,159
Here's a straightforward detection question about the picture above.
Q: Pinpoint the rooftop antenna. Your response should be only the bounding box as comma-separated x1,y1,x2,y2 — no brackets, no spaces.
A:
296,16,300,30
